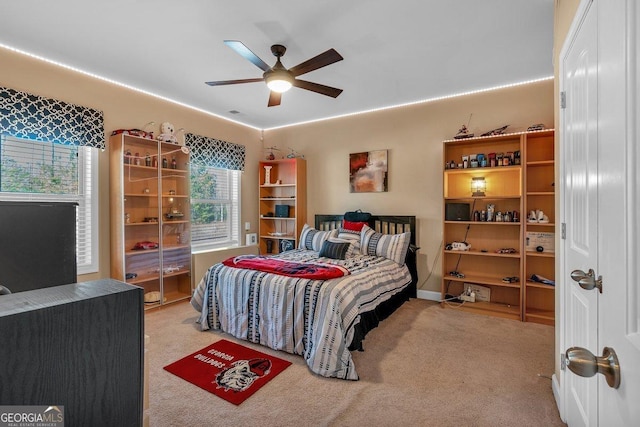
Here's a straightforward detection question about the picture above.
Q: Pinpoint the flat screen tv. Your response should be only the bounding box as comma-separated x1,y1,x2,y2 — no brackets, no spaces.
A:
0,201,77,293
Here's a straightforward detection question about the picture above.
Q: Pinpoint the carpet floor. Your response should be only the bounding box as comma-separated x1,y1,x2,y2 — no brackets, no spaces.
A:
145,298,565,426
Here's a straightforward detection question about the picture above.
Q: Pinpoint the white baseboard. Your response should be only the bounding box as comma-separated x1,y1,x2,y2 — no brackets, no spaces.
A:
417,289,440,301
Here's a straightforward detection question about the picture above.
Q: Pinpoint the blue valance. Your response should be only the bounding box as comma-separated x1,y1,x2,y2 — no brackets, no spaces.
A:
185,132,245,171
0,86,105,149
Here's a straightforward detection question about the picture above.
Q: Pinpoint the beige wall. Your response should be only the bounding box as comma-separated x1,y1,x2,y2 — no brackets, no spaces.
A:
268,79,554,292
0,47,262,282
1,46,555,293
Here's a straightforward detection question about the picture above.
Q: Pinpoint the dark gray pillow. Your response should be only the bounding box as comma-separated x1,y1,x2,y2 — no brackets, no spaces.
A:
319,240,351,260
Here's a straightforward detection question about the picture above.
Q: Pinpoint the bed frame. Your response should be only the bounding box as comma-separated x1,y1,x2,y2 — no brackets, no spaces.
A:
315,214,418,351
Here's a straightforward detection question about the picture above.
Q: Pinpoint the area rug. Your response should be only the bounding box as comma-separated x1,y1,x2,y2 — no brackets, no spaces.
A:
163,339,292,405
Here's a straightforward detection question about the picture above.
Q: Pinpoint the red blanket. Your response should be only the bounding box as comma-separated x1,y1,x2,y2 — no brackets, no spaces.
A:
222,255,348,280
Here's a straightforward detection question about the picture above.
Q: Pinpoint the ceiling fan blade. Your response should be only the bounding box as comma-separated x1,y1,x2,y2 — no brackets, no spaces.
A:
205,78,264,86
268,91,282,107
224,40,271,72
289,49,343,77
293,79,343,98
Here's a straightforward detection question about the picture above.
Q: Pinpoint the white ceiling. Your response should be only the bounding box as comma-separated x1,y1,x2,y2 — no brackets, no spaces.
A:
0,0,554,130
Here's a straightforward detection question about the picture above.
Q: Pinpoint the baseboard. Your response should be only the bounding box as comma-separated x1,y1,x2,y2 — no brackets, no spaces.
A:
417,289,440,301
552,373,565,422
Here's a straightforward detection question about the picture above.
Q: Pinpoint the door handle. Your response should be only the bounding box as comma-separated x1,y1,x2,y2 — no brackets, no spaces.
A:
570,268,603,293
565,346,620,389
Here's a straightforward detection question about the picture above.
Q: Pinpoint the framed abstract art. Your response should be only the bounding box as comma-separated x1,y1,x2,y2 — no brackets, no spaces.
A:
349,150,388,193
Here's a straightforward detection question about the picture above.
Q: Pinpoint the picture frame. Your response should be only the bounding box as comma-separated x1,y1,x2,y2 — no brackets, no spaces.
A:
349,150,388,193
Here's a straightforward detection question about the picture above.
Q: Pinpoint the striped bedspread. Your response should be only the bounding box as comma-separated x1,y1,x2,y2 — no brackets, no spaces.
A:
191,249,412,380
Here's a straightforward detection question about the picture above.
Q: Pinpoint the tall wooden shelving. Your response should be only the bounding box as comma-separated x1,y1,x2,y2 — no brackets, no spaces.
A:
109,133,192,309
523,131,556,325
258,158,306,255
441,130,555,324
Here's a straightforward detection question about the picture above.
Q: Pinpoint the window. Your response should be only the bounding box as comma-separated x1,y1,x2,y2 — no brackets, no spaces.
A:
190,164,241,250
0,135,98,274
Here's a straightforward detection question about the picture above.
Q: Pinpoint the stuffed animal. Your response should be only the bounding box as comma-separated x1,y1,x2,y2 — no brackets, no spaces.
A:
157,121,178,144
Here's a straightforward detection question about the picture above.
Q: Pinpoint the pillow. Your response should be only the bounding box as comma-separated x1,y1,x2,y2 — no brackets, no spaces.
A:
318,240,351,260
336,228,361,252
298,224,337,251
360,224,411,265
342,219,368,231
327,237,359,259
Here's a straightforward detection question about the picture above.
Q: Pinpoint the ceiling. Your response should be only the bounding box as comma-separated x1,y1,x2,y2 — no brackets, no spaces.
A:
0,0,554,130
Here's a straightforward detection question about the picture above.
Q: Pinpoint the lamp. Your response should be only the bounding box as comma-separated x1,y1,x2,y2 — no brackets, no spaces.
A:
265,70,293,93
471,177,486,197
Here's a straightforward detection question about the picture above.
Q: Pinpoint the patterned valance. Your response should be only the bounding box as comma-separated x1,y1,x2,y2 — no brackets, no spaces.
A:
0,86,105,149
185,132,245,171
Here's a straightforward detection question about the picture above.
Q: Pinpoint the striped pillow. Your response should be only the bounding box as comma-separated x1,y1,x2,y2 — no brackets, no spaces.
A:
360,224,411,265
298,224,337,251
318,240,351,260
336,228,361,252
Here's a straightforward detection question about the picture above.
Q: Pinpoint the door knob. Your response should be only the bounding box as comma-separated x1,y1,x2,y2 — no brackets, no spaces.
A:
565,346,620,388
570,268,603,293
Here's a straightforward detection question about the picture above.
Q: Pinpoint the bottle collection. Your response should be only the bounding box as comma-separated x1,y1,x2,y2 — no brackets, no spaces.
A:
445,150,521,169
473,204,519,223
123,150,178,169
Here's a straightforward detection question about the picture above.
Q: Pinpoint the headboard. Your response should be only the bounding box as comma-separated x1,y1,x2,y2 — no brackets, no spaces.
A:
315,214,418,298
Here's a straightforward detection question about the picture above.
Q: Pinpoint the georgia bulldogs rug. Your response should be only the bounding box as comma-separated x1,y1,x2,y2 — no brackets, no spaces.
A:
163,339,292,405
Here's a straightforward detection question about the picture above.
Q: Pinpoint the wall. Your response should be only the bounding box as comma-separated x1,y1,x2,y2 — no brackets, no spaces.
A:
0,46,262,282
267,79,554,292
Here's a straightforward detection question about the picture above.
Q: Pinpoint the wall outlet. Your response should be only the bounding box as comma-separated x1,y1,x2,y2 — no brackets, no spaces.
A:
245,233,257,246
244,221,251,231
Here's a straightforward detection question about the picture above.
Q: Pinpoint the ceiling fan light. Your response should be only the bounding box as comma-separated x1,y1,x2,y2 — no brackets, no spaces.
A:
265,72,293,93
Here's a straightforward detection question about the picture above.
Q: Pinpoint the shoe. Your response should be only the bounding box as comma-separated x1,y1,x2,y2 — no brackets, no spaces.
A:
528,210,538,223
537,210,550,223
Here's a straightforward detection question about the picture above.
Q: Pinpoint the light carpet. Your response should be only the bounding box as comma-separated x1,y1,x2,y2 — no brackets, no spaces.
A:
145,298,565,426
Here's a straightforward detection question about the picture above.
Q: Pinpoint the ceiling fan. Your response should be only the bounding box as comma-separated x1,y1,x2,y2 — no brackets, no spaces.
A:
205,40,344,107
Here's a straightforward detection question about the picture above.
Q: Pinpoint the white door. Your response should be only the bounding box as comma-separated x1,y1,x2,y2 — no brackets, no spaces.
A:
560,1,599,424
560,0,640,425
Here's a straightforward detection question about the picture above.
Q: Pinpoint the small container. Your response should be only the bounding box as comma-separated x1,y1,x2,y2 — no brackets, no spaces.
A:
171,157,177,169
145,152,151,167
162,157,168,168
134,152,140,166
473,210,480,222
152,156,158,168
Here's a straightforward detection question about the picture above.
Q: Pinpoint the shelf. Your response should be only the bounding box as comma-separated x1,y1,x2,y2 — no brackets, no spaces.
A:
260,197,296,201
444,249,520,259
527,160,555,167
527,192,554,196
261,216,295,220
525,251,555,258
526,280,556,290
524,309,555,325
260,183,295,188
126,222,159,226
124,193,158,198
444,300,521,320
445,274,522,289
526,222,555,227
444,165,522,174
163,269,190,279
445,196,521,201
163,244,191,252
444,221,521,226
260,234,295,240
125,248,159,256
126,273,160,285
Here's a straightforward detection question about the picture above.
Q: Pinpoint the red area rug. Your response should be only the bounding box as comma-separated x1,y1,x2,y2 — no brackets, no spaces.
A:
163,339,292,405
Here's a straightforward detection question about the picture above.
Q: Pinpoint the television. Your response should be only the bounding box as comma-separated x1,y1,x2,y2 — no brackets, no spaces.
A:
0,201,77,293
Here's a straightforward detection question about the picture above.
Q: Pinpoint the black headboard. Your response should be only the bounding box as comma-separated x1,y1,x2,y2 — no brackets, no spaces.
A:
315,214,418,298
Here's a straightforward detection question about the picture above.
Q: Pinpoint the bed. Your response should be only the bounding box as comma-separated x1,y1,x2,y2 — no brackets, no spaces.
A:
191,214,418,380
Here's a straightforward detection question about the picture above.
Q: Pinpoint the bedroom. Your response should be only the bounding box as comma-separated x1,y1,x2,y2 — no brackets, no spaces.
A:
1,0,638,426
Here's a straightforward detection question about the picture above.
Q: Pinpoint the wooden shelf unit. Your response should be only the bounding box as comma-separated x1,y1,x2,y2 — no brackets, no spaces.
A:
258,158,307,255
109,133,192,309
441,130,555,324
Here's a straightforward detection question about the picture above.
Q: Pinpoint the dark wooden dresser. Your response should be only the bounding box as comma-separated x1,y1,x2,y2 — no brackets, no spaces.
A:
0,279,144,427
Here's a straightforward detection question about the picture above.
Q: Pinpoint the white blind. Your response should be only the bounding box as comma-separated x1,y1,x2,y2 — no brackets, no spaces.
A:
0,135,98,273
191,166,241,249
